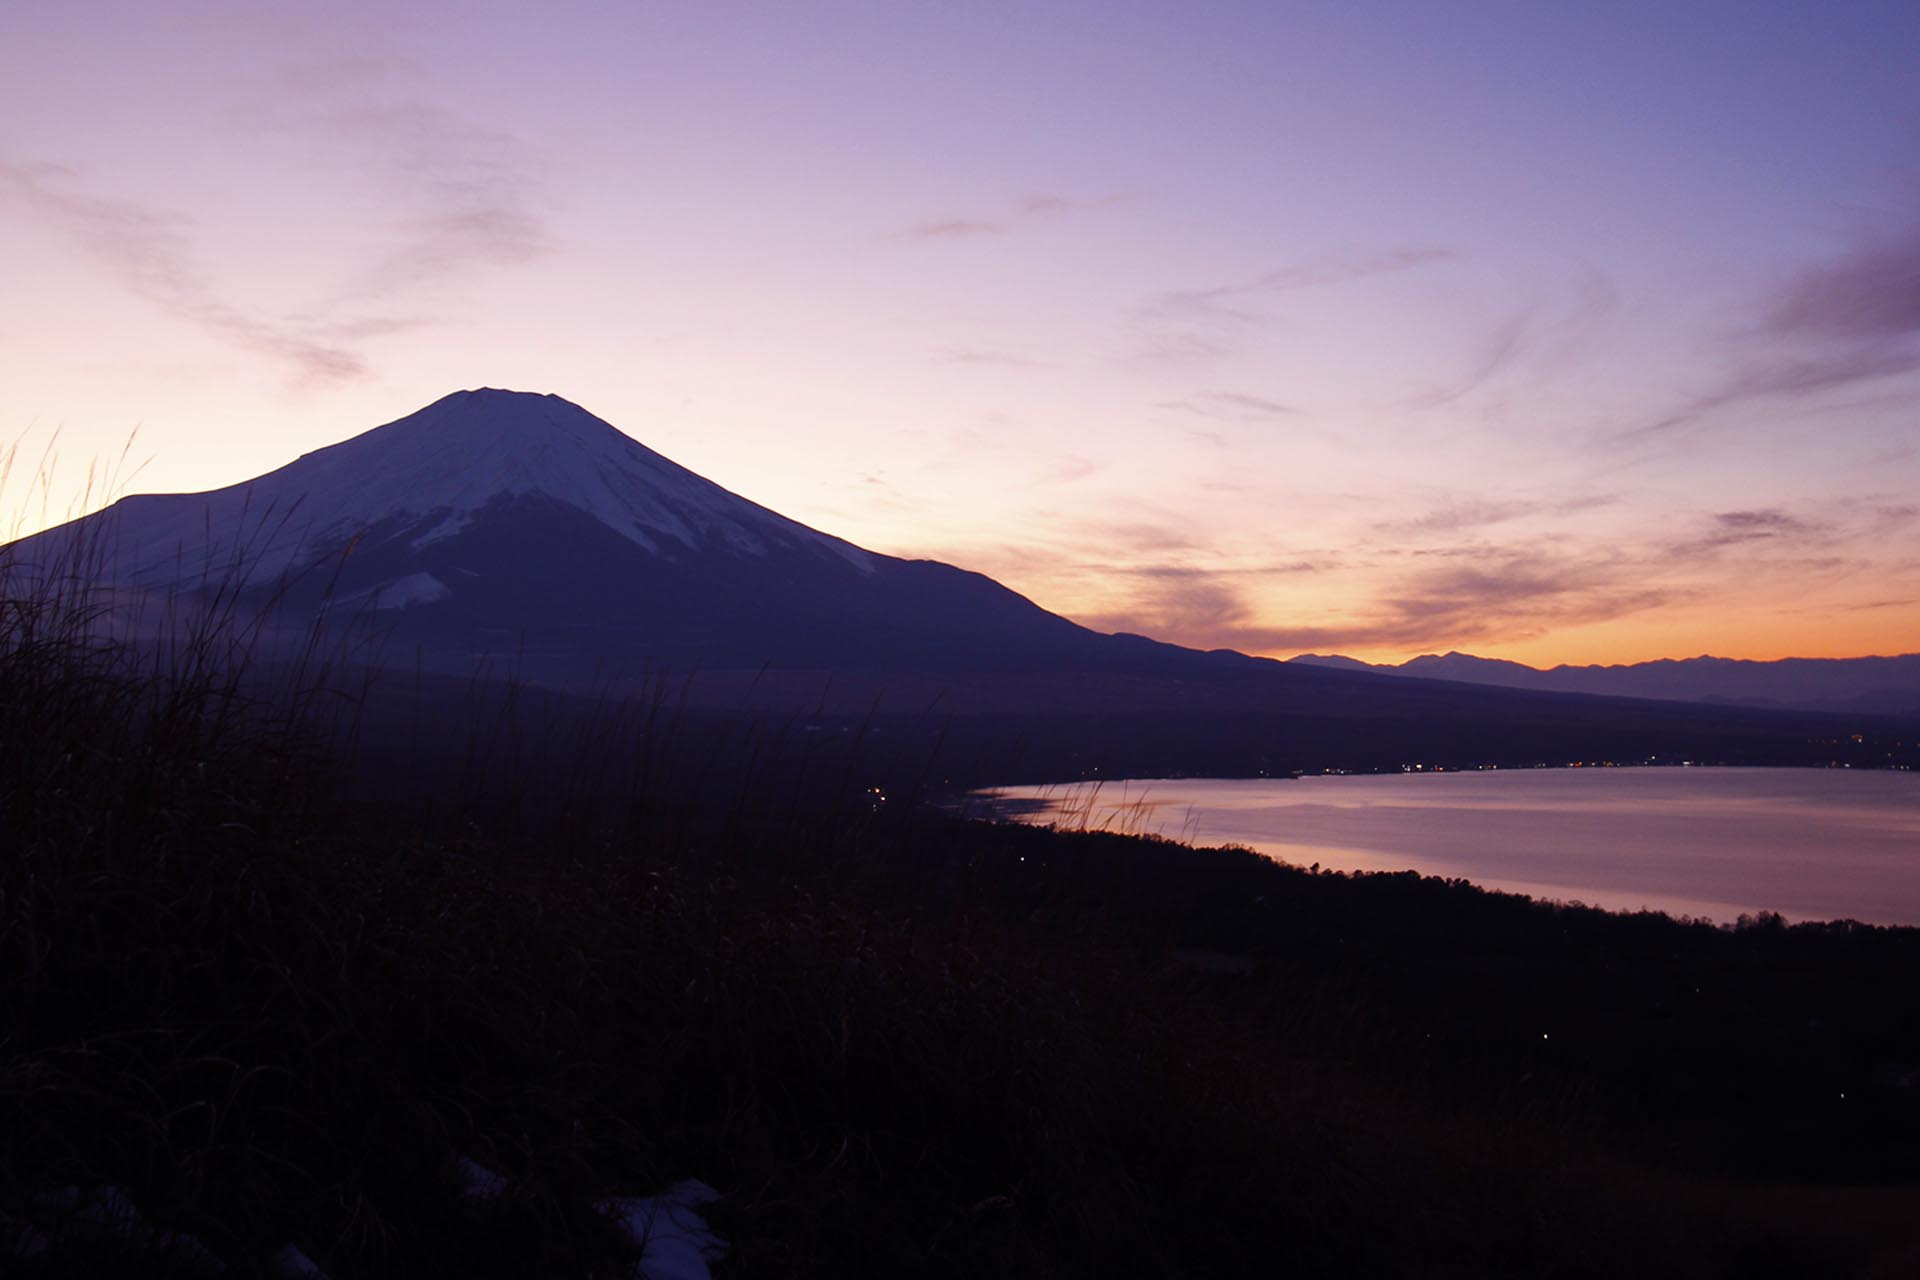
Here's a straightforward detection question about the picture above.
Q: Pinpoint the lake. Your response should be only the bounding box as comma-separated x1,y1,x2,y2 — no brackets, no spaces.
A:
977,767,1920,925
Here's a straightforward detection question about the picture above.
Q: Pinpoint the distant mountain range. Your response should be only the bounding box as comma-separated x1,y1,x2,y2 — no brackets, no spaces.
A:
5,389,1912,783
1290,651,1920,716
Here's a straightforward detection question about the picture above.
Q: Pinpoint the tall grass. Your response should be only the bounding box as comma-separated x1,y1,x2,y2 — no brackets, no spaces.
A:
0,444,1906,1276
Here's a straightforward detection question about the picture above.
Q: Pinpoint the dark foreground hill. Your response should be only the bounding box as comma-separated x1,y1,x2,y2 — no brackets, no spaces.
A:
5,590,1920,1277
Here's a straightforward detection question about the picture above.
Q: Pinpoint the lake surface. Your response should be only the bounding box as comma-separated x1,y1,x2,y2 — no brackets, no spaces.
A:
978,768,1920,925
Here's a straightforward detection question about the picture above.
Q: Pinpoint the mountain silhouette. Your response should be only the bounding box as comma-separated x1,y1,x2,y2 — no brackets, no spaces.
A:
14,389,1125,676
8,389,1909,780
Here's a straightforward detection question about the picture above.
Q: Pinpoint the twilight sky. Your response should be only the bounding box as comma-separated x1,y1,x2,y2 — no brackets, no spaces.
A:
4,0,1918,665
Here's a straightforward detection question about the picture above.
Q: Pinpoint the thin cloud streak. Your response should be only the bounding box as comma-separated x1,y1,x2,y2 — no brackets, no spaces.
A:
1627,219,1920,440
894,193,1118,241
904,217,1006,239
1404,310,1532,410
1373,494,1617,538
1139,247,1457,326
0,55,551,386
258,59,554,303
1404,270,1618,412
1130,246,1457,363
1662,508,1832,559
938,347,1051,368
0,162,393,385
1377,499,1543,536
346,104,549,291
1156,391,1301,421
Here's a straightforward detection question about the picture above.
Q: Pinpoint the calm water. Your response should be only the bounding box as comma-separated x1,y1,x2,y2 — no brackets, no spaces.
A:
980,768,1920,925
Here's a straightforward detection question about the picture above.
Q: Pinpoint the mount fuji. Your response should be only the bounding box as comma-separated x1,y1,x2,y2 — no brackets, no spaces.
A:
14,389,1117,677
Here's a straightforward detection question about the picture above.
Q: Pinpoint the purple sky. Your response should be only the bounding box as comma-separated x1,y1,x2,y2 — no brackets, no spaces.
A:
4,1,1918,664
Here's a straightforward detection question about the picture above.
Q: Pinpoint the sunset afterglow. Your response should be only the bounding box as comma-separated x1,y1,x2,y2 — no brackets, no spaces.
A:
5,1,1917,666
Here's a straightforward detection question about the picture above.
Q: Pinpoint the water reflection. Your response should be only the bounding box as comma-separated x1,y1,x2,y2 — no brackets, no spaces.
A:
978,768,1920,925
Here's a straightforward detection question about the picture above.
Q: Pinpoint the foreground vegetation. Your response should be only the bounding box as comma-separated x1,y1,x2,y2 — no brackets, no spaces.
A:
4,573,1920,1276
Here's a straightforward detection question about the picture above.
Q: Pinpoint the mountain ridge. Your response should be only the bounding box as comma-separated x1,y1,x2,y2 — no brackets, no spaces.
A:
1291,650,1920,715
6,388,1912,779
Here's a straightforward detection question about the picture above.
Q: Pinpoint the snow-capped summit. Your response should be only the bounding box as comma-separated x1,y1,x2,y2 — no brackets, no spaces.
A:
66,389,871,588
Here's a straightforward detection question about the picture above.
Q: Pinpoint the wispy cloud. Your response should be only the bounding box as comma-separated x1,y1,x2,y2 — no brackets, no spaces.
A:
329,100,549,294
1156,391,1300,422
1018,454,1103,488
1662,507,1831,559
1136,247,1451,320
1140,247,1457,325
1080,547,1674,656
1374,493,1616,538
937,346,1051,369
1768,223,1920,342
1708,508,1816,539
0,162,403,385
1131,246,1457,363
1403,310,1533,410
901,468,1905,664
247,52,554,310
1404,269,1618,412
1079,566,1265,642
0,54,551,386
904,217,1006,239
1133,329,1241,364
1628,221,1920,439
1867,502,1920,531
1377,498,1543,536
894,193,1118,241
898,510,1247,587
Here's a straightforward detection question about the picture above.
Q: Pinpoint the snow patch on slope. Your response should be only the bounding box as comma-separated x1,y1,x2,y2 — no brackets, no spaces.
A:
335,571,452,611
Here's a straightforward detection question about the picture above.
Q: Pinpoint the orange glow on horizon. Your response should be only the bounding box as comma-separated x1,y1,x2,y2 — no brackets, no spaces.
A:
5,4,1918,671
